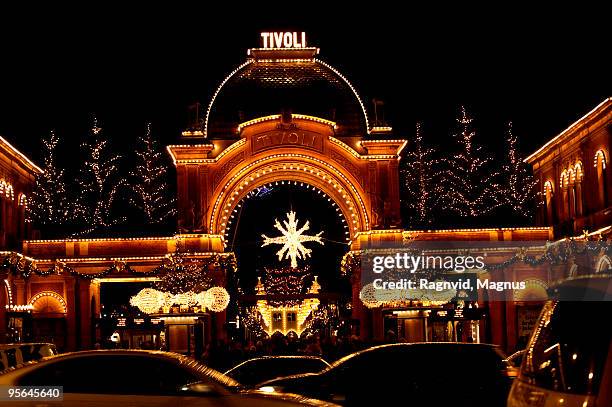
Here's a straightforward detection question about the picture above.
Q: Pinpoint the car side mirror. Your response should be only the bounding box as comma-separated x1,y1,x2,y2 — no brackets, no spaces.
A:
179,381,220,396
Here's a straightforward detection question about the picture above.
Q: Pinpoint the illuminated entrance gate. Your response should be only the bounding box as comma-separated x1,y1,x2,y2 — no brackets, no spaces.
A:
166,36,406,339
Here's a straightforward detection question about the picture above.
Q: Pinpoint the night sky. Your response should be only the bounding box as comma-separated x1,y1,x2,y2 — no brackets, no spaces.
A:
0,7,608,165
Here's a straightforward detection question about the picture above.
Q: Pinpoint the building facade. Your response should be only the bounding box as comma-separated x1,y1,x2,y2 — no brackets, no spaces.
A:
1,36,608,356
527,98,612,238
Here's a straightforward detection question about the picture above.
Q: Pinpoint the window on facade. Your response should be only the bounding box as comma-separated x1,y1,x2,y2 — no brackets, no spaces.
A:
574,162,584,217
595,150,607,208
544,181,555,225
560,170,570,220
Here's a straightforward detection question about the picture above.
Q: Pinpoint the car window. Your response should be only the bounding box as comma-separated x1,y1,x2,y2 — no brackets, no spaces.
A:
19,355,202,395
522,301,612,395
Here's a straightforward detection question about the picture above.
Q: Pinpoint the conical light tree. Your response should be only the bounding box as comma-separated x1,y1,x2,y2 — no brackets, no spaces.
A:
441,106,503,217
75,115,125,233
400,122,443,228
502,122,539,217
130,122,176,223
28,130,70,225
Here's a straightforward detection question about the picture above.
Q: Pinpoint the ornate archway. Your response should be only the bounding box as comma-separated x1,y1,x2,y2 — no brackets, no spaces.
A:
168,114,406,248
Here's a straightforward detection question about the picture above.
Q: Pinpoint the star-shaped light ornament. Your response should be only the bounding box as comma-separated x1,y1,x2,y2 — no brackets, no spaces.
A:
261,211,324,268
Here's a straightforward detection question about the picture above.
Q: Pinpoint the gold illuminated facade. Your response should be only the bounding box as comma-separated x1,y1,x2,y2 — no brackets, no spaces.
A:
2,36,607,355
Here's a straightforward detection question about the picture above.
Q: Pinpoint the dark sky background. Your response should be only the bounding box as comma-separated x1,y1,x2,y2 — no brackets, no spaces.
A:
0,6,609,165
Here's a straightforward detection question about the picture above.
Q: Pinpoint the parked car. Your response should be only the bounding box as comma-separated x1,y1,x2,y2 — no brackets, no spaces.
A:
507,275,612,407
0,343,58,371
259,342,516,406
225,356,330,387
0,349,338,406
504,349,525,367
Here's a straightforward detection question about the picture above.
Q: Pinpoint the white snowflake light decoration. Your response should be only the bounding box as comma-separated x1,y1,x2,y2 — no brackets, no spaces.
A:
261,211,324,268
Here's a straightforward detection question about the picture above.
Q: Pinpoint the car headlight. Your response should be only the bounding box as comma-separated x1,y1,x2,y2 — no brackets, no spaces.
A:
258,385,283,393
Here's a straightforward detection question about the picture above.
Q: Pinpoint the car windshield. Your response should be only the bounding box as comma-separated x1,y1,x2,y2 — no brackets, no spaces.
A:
522,301,612,395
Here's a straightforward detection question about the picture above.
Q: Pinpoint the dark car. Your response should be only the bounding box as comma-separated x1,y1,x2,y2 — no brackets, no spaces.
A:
508,275,612,407
225,356,330,387
0,343,58,371
259,342,515,406
0,350,338,406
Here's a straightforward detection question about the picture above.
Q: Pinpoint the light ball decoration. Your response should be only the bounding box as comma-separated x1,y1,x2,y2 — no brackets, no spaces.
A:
172,291,198,307
204,287,230,312
129,288,164,314
196,291,213,309
359,283,381,309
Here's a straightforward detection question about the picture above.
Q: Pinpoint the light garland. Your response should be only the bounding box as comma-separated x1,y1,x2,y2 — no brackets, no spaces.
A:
5,304,34,312
210,153,370,235
223,181,350,246
0,135,43,173
236,114,337,133
204,59,255,137
3,279,13,307
526,97,612,163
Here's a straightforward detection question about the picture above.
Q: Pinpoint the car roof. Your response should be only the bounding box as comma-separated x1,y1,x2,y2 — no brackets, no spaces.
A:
330,342,498,368
0,343,56,349
226,355,330,374
548,274,612,300
0,349,239,387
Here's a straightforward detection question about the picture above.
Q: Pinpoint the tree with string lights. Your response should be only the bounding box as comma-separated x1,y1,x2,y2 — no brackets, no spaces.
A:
28,130,71,226
400,122,443,228
440,106,503,217
74,115,126,233
129,122,176,224
501,122,539,218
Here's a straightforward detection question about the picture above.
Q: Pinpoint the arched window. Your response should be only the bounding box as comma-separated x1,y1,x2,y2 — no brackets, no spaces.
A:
573,162,584,216
544,180,555,225
596,255,612,273
594,150,607,208
17,193,28,207
560,169,570,219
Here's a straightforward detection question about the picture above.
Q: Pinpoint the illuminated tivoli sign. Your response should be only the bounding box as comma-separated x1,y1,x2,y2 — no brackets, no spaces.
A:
260,32,307,49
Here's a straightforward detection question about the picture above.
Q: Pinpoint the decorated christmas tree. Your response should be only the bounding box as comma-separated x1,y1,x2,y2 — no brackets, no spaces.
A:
28,130,71,227
441,107,503,217
501,122,539,218
74,115,126,233
400,122,443,228
129,122,176,224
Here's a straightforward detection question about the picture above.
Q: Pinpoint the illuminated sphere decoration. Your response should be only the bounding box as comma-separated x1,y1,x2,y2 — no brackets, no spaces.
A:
204,287,230,312
196,291,213,309
172,291,198,307
359,283,381,309
130,288,164,314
